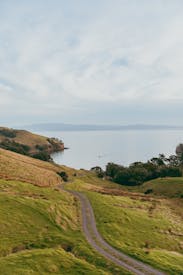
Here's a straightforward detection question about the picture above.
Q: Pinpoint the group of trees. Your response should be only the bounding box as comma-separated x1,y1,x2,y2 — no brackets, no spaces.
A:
105,158,181,186
92,144,183,186
0,139,52,161
0,139,30,155
0,129,16,138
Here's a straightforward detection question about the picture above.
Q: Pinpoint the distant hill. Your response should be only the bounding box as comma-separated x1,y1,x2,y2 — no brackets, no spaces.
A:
0,127,64,161
23,123,183,132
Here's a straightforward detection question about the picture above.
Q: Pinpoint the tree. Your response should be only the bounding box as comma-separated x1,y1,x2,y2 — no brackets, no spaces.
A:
166,155,180,167
106,163,123,178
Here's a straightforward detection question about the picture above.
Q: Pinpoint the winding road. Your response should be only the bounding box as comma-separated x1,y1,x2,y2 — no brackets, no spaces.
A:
59,185,166,275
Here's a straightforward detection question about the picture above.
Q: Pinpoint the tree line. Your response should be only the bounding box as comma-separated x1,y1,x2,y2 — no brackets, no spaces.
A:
92,144,183,186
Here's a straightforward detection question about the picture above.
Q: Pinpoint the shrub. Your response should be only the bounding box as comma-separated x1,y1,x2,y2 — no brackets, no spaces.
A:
32,152,51,161
144,189,153,195
0,140,30,155
0,129,16,138
57,171,68,182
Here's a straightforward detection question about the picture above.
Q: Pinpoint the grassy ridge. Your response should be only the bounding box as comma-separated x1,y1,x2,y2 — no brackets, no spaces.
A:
0,148,60,186
0,127,63,150
0,127,64,161
0,148,78,186
140,177,183,198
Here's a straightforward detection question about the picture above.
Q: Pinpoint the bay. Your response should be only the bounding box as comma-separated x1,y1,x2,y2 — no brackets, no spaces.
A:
36,130,183,170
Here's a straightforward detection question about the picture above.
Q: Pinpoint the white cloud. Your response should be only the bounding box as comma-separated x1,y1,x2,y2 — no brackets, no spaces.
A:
1,0,183,124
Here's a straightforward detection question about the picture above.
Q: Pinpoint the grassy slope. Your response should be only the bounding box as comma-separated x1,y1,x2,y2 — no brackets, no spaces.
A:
0,127,64,157
67,175,183,274
0,148,79,186
140,177,183,198
0,150,130,275
0,127,55,148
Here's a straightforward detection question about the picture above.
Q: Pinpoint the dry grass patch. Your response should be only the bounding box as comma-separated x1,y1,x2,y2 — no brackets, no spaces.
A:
0,149,61,186
0,149,78,186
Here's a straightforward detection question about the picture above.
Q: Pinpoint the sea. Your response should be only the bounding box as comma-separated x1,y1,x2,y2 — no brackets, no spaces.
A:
33,130,183,170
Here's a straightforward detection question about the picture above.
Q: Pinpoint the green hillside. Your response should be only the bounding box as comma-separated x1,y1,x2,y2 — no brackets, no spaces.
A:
67,176,183,274
0,150,129,275
140,177,183,198
0,126,64,161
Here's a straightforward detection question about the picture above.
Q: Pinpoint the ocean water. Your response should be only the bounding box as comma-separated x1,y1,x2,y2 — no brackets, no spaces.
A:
36,130,183,170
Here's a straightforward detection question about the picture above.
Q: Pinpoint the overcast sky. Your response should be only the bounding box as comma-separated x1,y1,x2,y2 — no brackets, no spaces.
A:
1,0,183,127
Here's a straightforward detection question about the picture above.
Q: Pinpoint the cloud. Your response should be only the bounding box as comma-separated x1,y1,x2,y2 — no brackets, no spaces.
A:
0,0,183,125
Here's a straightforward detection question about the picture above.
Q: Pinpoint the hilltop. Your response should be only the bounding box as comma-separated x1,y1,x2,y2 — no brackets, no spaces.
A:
0,127,64,161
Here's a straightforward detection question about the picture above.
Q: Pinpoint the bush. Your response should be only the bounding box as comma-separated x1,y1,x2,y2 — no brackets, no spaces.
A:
144,189,153,195
57,171,68,182
32,152,51,161
0,129,16,138
35,144,47,151
91,166,104,178
0,140,30,155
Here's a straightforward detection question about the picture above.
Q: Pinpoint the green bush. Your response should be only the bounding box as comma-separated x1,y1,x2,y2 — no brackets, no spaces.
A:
57,171,68,182
0,129,16,138
32,152,51,161
0,140,30,155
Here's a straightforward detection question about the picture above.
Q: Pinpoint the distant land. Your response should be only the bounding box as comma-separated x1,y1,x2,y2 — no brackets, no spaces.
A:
0,126,64,161
23,123,183,132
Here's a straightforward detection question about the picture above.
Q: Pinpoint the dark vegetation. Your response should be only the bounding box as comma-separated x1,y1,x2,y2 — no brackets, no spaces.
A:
91,166,105,178
47,137,64,151
32,151,52,161
0,139,30,155
57,171,69,182
0,139,51,161
93,145,183,186
0,128,16,138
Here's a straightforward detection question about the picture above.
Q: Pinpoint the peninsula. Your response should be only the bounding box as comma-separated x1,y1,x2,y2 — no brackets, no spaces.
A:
0,126,64,161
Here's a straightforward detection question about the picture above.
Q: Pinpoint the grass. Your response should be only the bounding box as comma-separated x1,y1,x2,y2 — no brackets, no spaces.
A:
1,147,183,274
140,177,183,198
0,178,130,274
0,248,110,275
0,179,79,257
67,178,183,274
0,148,79,186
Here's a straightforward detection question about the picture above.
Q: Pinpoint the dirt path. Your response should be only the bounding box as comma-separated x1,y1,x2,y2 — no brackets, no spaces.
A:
60,186,166,275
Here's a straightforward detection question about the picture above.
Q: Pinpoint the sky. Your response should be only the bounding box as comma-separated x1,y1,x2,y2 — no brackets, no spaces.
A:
1,0,183,127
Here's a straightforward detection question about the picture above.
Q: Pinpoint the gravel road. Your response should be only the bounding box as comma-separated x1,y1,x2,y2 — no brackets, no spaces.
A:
60,186,166,275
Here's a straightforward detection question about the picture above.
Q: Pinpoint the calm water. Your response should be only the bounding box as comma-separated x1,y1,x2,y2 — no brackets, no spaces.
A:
36,130,183,170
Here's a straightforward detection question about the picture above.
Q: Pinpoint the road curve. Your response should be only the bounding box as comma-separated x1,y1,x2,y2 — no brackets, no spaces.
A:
59,186,166,275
